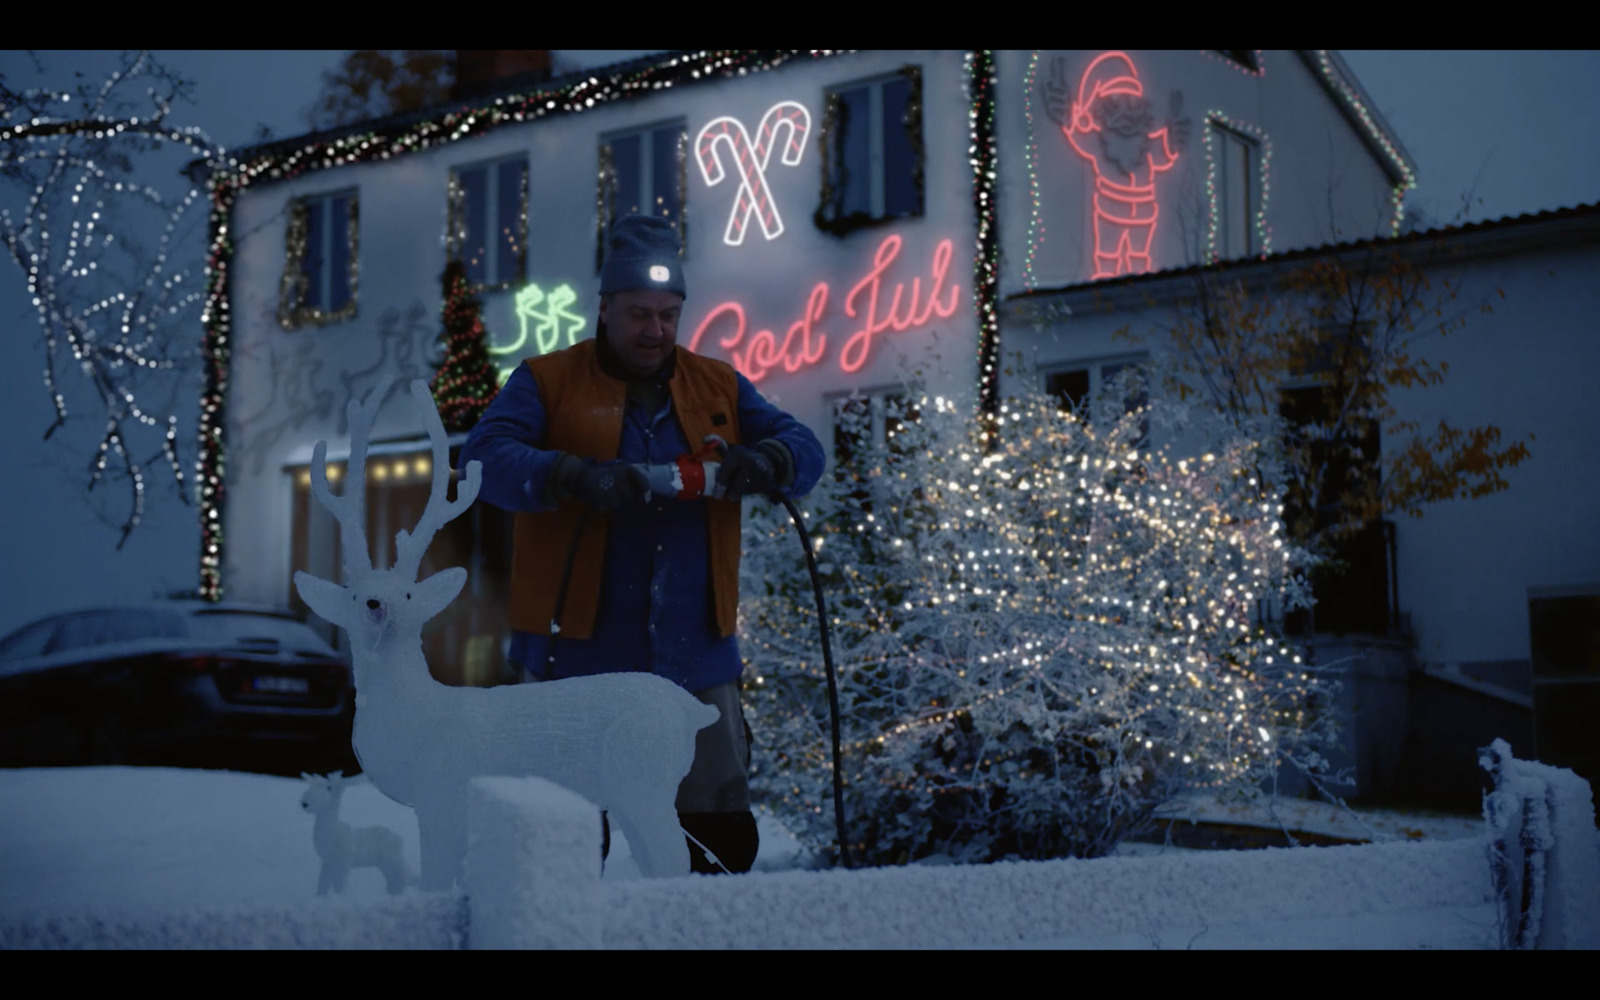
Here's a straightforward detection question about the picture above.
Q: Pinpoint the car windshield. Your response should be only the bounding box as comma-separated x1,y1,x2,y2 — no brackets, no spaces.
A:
184,611,336,656
43,610,189,655
0,619,60,661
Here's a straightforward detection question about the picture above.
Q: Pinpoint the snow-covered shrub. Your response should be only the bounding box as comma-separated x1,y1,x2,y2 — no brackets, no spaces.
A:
741,373,1338,867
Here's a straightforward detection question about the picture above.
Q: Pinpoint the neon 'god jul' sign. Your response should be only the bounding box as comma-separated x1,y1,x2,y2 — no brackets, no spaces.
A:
689,234,961,383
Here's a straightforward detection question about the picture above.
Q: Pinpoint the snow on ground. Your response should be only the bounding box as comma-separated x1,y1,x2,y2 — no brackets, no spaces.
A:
0,765,797,916
1150,792,1484,843
0,765,1499,948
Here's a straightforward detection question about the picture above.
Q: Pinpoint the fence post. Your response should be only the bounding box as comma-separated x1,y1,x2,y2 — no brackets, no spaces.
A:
465,776,603,949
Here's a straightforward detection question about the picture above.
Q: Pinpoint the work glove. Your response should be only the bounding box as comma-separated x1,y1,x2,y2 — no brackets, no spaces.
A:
557,457,649,511
716,441,792,500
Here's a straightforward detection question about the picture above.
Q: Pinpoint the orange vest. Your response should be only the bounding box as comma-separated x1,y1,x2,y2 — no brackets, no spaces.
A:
508,340,744,639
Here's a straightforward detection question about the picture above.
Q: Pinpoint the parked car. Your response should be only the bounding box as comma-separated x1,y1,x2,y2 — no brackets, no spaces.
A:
0,602,356,775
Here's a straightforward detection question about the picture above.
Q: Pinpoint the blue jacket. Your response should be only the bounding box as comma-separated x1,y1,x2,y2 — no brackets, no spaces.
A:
462,357,824,693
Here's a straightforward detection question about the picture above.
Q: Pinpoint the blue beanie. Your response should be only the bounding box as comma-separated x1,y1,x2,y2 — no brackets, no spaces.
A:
599,214,686,299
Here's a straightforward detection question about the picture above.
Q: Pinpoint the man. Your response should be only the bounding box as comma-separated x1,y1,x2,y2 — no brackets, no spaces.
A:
462,214,824,874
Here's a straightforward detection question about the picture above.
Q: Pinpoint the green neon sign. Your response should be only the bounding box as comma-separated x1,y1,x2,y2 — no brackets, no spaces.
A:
491,282,588,385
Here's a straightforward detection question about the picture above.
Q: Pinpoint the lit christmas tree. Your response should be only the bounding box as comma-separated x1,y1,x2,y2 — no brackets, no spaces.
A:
430,260,500,432
741,372,1339,867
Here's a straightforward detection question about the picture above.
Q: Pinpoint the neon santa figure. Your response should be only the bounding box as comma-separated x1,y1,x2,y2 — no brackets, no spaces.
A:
1060,52,1185,279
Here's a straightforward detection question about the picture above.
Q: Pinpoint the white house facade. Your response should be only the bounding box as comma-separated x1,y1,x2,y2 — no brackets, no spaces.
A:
195,51,1421,711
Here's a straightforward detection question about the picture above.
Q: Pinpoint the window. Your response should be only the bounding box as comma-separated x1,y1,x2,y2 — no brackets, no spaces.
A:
448,156,528,291
1213,124,1258,260
831,388,919,470
43,610,187,655
598,120,687,270
831,388,921,520
1044,357,1149,446
817,67,923,235
279,189,358,328
1529,587,1600,787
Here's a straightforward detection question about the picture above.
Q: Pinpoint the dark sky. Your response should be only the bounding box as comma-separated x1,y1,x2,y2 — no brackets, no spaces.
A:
1,50,1596,635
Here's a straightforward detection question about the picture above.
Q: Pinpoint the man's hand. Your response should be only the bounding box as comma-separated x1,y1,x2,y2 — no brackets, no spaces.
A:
560,458,649,511
716,442,790,499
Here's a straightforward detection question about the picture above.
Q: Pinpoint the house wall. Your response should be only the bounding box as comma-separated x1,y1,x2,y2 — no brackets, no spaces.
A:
998,222,1600,804
221,49,1407,621
993,49,1402,297
1384,236,1600,674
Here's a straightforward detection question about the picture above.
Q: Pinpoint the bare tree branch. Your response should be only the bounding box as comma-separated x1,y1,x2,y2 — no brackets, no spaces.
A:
1,50,231,548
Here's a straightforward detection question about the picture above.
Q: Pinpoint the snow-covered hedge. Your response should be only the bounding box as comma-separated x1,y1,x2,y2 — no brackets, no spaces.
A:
740,376,1338,866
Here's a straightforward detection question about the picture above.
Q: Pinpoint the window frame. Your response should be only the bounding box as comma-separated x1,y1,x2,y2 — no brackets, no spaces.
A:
597,118,689,272
1041,354,1151,447
447,153,529,294
1204,118,1271,263
278,187,359,329
815,65,925,237
828,384,922,471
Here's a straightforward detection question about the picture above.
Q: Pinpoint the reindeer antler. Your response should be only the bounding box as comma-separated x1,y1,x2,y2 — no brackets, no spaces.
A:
310,377,394,578
392,380,483,581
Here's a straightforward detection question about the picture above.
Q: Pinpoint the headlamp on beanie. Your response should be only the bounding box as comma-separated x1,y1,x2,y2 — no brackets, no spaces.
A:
601,215,686,300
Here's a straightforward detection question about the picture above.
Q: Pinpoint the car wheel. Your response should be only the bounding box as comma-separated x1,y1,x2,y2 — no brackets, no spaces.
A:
83,711,131,766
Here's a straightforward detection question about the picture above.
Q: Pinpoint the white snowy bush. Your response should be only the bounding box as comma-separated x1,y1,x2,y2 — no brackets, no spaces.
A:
741,372,1338,866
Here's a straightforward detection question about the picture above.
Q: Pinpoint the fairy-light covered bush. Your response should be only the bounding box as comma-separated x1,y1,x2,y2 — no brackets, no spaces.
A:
740,373,1338,867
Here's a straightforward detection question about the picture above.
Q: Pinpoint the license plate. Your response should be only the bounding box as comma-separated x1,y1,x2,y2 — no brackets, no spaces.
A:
253,675,309,694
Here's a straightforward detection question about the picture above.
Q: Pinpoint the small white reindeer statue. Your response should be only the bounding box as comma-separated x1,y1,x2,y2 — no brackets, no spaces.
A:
294,378,720,890
300,770,408,895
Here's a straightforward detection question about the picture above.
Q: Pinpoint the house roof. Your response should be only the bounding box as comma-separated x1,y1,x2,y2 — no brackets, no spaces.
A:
186,49,1417,189
1005,200,1600,307
1305,50,1417,188
184,49,698,184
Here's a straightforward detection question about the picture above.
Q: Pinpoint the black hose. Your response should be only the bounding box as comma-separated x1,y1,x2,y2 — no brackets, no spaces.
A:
778,495,852,870
545,508,593,679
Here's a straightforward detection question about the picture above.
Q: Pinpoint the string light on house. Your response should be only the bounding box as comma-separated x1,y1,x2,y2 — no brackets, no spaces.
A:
966,50,1002,433
1202,111,1275,263
1200,50,1266,77
1309,50,1416,235
1022,51,1049,292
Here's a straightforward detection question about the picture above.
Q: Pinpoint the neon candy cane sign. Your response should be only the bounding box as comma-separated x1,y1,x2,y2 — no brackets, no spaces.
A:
689,234,960,383
695,101,811,246
1056,51,1186,279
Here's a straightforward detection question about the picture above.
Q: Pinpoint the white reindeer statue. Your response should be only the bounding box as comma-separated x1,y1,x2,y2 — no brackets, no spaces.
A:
294,377,721,890
300,770,408,895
